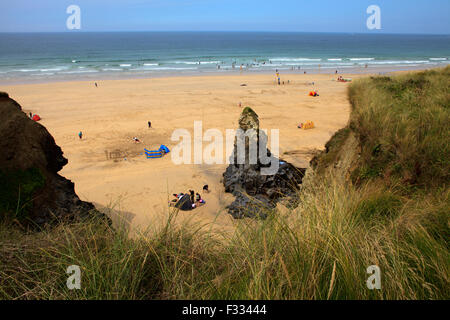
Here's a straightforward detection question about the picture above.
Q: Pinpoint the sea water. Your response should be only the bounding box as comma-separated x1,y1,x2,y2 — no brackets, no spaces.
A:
0,32,449,83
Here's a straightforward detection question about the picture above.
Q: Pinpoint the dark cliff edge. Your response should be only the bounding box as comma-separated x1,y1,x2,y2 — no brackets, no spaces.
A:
0,92,108,227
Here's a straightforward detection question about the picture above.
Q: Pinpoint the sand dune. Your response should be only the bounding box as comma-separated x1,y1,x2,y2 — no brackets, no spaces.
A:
3,73,361,232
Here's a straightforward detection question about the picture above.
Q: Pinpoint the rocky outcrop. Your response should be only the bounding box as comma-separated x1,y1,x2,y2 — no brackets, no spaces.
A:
0,92,107,226
223,107,305,219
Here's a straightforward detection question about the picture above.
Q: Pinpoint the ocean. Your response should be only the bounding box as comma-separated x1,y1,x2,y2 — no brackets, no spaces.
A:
0,32,449,83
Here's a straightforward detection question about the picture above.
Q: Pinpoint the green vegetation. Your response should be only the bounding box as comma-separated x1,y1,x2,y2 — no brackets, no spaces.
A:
311,127,350,174
0,68,448,300
1,180,447,300
242,106,257,116
0,168,45,220
348,67,450,188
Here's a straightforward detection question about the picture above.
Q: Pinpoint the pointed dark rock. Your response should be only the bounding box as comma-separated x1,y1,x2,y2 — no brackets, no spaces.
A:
223,107,306,219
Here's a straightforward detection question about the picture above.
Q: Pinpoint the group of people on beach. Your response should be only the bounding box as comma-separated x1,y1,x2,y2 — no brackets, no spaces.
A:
275,69,291,85
215,59,279,71
170,185,210,210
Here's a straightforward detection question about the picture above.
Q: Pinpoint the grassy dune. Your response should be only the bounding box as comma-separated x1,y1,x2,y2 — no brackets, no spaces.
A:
348,67,449,188
1,67,449,300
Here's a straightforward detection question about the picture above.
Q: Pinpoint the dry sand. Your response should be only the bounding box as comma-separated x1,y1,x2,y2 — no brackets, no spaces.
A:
2,73,363,232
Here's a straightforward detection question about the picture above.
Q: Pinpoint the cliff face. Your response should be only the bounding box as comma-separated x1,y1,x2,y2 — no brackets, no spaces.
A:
0,92,105,226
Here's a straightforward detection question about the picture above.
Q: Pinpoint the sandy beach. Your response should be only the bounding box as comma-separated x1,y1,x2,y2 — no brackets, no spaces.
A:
2,73,360,231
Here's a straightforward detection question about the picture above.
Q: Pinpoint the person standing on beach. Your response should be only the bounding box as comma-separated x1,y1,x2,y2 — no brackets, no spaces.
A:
189,190,195,204
148,121,152,128
78,131,83,140
95,82,98,87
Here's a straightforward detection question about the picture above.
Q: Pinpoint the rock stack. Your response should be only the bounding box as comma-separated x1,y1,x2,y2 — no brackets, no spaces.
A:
223,107,305,219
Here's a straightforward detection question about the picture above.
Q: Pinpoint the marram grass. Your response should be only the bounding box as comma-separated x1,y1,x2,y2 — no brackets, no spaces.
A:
0,175,448,300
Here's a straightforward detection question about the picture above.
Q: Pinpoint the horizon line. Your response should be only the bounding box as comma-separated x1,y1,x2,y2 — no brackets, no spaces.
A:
0,30,449,36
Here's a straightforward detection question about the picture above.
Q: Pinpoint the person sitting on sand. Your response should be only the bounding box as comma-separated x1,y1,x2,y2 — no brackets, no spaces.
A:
196,193,206,205
133,137,140,143
169,193,186,207
203,184,210,193
170,193,184,203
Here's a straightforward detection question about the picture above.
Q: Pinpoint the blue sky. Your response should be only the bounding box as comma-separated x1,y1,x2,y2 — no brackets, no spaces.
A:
0,0,449,34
